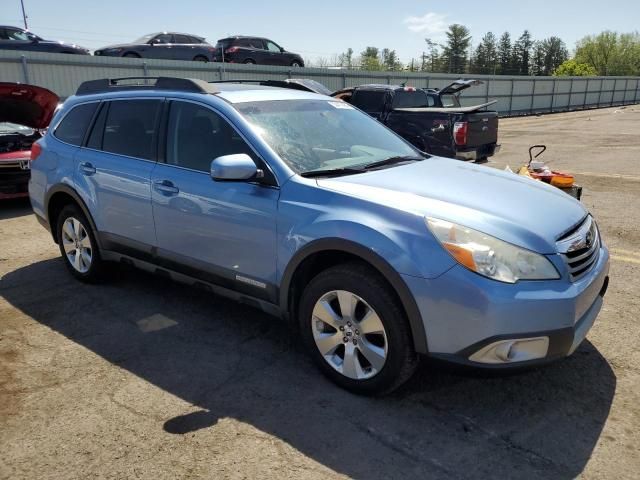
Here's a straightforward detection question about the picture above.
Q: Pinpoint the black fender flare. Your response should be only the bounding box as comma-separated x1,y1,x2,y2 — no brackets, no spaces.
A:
44,184,101,248
280,238,428,354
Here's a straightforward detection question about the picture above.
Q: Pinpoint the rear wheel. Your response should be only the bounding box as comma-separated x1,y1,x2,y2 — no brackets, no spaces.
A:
299,263,418,395
193,55,209,62
56,204,106,283
243,59,256,64
291,61,302,67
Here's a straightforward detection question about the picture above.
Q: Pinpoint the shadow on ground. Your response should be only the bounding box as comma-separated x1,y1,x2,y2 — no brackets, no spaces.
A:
1,258,616,479
0,198,32,220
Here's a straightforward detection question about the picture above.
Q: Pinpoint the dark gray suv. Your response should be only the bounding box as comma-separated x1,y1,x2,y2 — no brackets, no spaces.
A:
213,36,304,66
94,32,214,62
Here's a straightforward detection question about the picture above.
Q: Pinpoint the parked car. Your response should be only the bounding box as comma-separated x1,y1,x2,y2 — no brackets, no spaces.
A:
29,76,609,395
213,36,304,66
0,82,58,199
94,32,214,61
0,26,89,55
332,80,500,161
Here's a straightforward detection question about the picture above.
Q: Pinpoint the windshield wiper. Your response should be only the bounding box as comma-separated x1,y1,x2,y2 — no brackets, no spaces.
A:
300,167,366,178
363,155,424,170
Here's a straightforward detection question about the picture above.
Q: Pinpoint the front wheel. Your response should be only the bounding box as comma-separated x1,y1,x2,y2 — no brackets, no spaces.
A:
193,55,209,62
56,204,106,283
299,263,418,395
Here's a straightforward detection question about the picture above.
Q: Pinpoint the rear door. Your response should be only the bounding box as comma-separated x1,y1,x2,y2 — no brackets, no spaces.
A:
172,34,195,60
74,98,162,251
150,99,279,301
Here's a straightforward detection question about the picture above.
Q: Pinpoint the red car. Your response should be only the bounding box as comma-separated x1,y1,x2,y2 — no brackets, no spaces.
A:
0,83,58,199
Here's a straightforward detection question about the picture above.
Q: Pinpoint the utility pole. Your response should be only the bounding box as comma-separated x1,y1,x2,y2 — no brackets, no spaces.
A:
20,0,28,29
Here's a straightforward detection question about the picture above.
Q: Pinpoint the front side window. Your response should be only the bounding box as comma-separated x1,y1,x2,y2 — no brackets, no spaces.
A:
153,34,173,44
351,91,387,113
266,41,281,53
236,100,419,174
6,28,33,42
166,101,255,172
54,102,99,146
102,100,162,160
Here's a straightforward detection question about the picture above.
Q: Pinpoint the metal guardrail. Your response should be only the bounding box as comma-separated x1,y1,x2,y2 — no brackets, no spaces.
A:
1,50,638,116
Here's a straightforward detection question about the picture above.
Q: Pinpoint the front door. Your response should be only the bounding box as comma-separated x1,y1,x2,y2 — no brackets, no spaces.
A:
151,100,279,301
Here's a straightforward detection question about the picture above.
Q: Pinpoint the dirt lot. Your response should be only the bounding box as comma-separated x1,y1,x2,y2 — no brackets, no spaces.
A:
1,106,639,479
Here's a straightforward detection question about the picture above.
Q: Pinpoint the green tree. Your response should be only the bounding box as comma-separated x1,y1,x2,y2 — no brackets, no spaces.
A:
338,48,354,68
472,31,498,74
441,24,472,73
553,59,598,76
497,32,512,74
575,31,640,75
423,38,441,72
359,46,382,71
512,30,534,75
382,48,403,71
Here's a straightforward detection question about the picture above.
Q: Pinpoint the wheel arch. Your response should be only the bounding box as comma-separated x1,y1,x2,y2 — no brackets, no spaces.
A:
45,185,100,247
280,238,428,354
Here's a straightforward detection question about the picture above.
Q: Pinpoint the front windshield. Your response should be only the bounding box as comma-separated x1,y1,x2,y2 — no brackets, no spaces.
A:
236,99,420,174
134,33,156,44
0,123,34,135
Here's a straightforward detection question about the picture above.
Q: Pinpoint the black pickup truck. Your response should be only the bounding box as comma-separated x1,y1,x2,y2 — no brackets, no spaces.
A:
332,80,500,161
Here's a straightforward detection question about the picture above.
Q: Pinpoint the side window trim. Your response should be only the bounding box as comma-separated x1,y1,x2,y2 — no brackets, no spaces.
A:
163,98,279,187
81,101,105,147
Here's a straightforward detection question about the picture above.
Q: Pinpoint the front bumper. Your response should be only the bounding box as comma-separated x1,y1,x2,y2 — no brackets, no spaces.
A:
403,246,610,367
0,166,30,199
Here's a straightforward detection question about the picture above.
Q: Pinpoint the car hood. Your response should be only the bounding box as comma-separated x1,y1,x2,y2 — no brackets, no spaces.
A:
316,157,587,254
0,83,59,129
96,43,131,50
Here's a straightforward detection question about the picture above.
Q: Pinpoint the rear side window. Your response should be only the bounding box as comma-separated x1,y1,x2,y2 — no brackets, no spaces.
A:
391,90,431,109
54,102,98,146
102,100,162,160
174,34,191,44
351,91,387,113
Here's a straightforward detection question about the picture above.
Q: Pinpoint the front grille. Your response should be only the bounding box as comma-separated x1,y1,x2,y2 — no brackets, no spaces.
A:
557,216,600,281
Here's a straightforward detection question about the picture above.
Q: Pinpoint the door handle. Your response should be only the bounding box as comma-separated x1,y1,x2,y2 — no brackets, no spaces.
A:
79,161,96,175
153,179,179,195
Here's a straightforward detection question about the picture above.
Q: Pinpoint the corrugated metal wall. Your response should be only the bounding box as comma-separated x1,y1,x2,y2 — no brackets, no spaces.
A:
1,50,639,116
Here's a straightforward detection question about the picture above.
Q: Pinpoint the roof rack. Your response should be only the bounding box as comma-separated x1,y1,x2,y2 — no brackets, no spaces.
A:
76,77,218,96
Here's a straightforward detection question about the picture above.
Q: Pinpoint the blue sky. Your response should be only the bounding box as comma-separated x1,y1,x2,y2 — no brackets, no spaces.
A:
2,0,639,63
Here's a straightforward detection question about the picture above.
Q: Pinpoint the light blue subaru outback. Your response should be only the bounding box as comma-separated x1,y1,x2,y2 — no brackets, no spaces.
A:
29,77,610,394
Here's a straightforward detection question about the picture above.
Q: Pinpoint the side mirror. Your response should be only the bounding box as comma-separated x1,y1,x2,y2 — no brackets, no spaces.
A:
149,38,160,45
210,153,263,181
280,47,285,53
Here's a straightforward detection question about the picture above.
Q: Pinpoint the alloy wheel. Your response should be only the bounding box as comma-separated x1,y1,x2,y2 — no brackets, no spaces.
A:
61,217,92,273
311,290,388,380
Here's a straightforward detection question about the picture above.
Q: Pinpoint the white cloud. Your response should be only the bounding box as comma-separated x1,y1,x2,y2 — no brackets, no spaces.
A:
403,12,450,38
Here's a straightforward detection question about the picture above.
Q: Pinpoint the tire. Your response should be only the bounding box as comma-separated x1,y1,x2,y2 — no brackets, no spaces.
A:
298,262,418,395
123,52,140,58
194,55,209,62
291,61,302,67
243,59,256,64
56,204,106,283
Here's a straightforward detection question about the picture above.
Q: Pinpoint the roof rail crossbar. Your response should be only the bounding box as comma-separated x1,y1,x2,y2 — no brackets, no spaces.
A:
76,77,217,95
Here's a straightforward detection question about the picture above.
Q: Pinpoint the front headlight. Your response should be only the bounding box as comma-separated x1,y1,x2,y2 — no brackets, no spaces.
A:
426,217,559,283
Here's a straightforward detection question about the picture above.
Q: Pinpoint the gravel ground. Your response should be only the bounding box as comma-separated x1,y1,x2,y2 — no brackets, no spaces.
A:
1,106,639,479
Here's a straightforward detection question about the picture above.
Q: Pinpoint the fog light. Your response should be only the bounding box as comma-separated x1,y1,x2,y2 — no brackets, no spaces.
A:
469,337,549,364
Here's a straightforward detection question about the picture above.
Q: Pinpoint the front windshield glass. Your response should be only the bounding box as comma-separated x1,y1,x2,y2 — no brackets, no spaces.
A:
236,99,420,174
134,33,156,44
0,123,34,135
